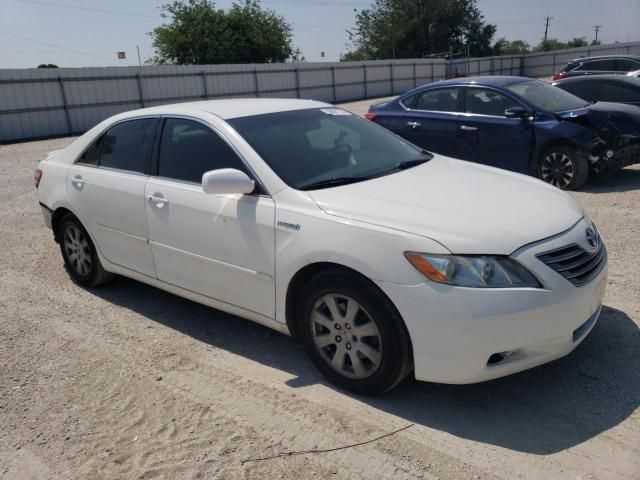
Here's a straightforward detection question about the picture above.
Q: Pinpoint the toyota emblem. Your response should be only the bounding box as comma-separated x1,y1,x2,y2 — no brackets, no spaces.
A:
585,228,599,251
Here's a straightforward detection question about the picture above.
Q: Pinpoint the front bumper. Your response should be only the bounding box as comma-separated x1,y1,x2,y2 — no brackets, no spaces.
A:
378,218,607,384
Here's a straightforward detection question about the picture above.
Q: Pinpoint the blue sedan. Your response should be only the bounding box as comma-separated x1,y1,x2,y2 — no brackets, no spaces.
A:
366,76,640,190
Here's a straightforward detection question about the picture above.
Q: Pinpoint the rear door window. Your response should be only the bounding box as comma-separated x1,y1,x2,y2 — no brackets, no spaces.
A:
589,59,617,71
157,118,249,184
616,59,640,71
76,118,157,173
463,88,519,116
571,82,603,101
601,82,640,103
415,88,460,112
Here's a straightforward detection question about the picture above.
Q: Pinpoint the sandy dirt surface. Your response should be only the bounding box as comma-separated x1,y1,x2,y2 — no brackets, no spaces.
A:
1,101,639,479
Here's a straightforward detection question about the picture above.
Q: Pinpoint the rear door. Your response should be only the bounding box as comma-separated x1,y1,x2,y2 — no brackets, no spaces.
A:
400,87,464,158
459,87,534,173
67,118,158,277
570,81,603,103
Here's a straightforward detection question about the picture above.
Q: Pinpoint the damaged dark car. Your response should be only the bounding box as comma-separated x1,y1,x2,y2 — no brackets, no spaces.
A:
366,76,640,190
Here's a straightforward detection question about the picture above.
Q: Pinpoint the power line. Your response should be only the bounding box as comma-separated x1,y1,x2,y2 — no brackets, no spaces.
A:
7,0,160,19
0,29,134,64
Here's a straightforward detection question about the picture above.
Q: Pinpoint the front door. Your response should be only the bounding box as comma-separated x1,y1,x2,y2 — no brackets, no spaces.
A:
145,117,276,317
459,87,534,173
66,118,158,278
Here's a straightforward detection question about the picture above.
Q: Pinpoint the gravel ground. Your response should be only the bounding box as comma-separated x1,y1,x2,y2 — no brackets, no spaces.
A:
1,100,639,480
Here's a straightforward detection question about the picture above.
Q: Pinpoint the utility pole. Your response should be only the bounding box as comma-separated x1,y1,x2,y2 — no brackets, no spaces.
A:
593,25,602,43
543,16,553,45
136,45,142,68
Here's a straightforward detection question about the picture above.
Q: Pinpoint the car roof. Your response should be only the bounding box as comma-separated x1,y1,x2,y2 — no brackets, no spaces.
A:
554,74,640,85
114,98,332,121
416,76,533,89
567,54,640,63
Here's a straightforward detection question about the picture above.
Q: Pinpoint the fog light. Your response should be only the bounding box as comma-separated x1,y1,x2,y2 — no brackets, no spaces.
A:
487,349,522,366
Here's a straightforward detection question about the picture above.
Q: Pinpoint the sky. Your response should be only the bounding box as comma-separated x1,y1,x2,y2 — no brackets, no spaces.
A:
0,0,639,69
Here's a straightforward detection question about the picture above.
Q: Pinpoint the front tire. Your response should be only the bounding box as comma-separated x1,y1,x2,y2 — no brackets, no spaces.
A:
58,214,112,287
297,270,412,395
538,145,589,190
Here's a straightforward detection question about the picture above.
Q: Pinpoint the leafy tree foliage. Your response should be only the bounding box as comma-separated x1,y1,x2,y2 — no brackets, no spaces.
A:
492,37,530,55
151,0,294,64
37,64,58,68
343,0,496,60
533,37,589,52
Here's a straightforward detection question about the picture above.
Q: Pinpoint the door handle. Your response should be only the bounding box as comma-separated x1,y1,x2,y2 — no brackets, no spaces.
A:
407,121,421,129
148,194,169,208
460,125,478,132
71,175,85,188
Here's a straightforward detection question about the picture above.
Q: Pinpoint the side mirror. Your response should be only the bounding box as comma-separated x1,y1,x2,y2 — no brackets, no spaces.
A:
202,168,255,195
505,106,531,119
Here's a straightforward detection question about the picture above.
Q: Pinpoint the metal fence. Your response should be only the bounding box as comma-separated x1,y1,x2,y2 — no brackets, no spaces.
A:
0,59,446,143
2,39,640,143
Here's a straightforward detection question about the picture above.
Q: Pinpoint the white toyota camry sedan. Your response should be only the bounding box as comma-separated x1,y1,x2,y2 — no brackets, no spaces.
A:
36,99,608,394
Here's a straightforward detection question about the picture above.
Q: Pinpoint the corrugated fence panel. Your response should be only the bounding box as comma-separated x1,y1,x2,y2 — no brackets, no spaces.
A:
4,41,640,142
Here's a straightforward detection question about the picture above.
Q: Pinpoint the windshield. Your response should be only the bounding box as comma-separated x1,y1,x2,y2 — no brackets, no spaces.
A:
228,108,431,190
507,80,589,112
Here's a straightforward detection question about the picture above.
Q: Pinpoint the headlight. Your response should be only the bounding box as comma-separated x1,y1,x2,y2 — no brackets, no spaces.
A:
405,252,541,288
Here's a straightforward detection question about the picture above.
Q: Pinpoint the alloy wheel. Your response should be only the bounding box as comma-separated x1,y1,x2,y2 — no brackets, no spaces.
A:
310,294,382,379
540,151,575,189
63,224,93,276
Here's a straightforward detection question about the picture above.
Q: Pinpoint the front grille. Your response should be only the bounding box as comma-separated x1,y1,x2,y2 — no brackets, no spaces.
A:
536,239,607,287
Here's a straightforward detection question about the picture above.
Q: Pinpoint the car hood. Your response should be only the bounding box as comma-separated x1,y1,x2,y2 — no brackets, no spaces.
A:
306,156,584,255
557,102,640,152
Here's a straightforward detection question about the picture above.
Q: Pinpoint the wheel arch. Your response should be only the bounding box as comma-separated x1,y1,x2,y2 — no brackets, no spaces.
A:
284,261,410,347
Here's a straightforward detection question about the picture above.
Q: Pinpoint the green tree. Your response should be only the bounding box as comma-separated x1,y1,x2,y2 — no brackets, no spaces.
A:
534,37,568,52
37,64,58,68
343,0,496,60
151,0,294,64
566,37,588,48
492,37,530,55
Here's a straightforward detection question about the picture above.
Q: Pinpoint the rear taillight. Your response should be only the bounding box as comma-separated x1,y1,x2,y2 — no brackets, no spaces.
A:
34,168,42,189
553,72,567,81
364,112,378,121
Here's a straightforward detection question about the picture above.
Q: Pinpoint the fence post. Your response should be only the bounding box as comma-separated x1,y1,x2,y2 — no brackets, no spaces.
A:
362,64,368,99
412,62,417,88
201,71,208,99
510,56,514,75
389,62,394,95
294,66,301,98
136,73,145,108
331,65,337,103
58,77,72,134
430,61,434,83
254,68,259,97
552,53,556,76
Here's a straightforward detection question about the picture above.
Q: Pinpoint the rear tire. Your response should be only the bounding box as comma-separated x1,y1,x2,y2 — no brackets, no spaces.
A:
58,214,113,287
296,269,412,395
538,145,589,190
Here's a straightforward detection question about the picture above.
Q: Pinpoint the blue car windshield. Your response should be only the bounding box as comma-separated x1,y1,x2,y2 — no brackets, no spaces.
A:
507,80,589,113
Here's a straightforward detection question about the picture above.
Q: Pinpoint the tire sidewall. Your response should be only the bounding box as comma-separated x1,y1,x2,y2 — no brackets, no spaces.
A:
59,215,100,286
538,145,589,190
296,271,412,395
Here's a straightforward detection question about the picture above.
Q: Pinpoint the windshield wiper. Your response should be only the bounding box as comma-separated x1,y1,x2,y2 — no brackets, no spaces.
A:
395,157,431,170
298,176,367,191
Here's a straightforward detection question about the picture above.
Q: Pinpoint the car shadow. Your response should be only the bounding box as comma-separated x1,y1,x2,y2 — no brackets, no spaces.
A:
583,166,640,193
90,276,640,455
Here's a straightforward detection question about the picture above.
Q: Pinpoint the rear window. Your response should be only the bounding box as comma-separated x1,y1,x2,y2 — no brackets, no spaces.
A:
560,62,579,73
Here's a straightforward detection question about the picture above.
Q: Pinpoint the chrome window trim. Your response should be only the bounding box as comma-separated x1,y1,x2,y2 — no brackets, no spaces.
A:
400,85,531,119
